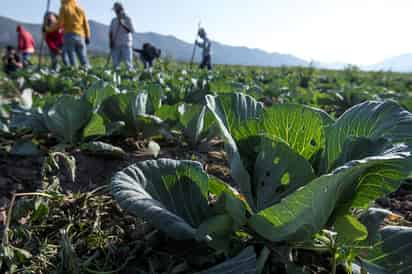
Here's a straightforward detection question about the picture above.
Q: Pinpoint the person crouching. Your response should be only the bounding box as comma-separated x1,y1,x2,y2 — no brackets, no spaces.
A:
2,46,23,75
133,43,161,71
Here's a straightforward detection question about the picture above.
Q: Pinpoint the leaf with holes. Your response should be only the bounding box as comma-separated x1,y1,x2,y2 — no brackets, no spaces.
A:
254,139,315,210
207,95,412,246
206,94,332,210
249,148,412,242
261,104,333,161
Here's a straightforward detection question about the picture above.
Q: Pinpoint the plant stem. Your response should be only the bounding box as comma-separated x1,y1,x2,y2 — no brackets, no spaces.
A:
83,243,142,274
331,248,337,274
2,193,16,246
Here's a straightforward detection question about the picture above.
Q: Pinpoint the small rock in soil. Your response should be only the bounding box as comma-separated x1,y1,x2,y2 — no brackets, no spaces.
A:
0,197,10,209
403,194,412,201
402,201,412,211
391,199,402,210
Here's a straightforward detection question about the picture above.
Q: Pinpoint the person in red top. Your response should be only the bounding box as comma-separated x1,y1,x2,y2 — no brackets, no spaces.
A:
43,12,65,70
16,25,35,67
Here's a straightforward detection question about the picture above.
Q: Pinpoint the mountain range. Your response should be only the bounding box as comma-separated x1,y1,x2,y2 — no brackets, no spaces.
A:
1,16,411,72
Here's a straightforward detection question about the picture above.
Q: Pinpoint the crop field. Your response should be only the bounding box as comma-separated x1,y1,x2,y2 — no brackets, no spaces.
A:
1,60,412,274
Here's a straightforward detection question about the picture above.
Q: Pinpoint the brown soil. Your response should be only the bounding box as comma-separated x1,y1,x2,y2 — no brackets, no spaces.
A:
377,183,412,223
0,139,236,273
0,152,43,208
1,138,411,221
0,138,231,209
0,139,410,274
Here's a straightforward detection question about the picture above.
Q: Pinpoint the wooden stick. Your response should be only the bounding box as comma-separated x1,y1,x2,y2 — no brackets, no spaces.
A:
37,0,51,70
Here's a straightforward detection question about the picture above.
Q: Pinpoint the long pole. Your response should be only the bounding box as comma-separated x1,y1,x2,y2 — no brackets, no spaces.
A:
189,21,201,69
38,0,51,70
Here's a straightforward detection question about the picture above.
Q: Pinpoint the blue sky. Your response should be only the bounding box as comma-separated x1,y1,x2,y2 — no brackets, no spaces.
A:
2,0,412,65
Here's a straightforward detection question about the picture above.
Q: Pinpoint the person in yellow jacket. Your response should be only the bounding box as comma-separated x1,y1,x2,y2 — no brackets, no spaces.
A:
48,0,91,68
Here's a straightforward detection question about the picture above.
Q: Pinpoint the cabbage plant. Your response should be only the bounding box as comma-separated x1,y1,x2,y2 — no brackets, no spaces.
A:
112,93,412,273
206,93,412,273
6,83,165,145
111,159,248,251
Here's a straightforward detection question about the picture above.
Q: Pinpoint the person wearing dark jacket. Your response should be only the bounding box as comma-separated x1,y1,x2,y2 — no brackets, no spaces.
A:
133,43,161,70
2,46,23,75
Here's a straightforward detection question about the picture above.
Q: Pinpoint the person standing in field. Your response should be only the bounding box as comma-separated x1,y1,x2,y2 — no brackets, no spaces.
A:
43,12,65,70
16,25,35,67
109,2,135,71
196,28,212,70
47,0,91,68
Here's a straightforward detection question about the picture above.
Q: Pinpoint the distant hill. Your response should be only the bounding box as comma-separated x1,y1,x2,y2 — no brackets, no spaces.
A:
0,16,308,67
365,54,412,73
312,61,352,71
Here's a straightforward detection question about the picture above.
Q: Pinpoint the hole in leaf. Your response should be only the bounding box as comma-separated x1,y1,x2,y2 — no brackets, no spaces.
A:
281,173,290,185
310,139,317,147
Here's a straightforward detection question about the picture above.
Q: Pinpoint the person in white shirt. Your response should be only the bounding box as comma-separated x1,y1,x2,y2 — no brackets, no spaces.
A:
109,2,135,70
195,28,212,70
